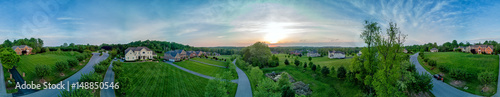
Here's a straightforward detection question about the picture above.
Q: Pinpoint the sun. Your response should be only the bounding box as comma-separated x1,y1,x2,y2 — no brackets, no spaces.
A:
261,22,295,44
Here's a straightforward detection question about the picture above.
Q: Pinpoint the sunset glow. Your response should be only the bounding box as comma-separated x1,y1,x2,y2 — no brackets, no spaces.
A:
261,22,296,44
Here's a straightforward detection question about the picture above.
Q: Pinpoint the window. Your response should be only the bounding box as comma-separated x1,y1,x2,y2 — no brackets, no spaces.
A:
143,52,145,54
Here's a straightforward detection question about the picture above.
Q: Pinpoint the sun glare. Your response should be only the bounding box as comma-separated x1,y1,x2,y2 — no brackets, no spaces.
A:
261,22,295,44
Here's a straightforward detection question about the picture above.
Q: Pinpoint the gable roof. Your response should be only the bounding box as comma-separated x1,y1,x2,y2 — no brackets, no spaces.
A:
125,47,153,54
11,45,32,50
431,48,438,51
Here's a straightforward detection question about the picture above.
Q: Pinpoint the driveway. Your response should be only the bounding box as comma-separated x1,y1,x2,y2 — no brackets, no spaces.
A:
232,59,252,97
0,61,12,97
410,53,479,97
20,53,109,97
100,59,116,97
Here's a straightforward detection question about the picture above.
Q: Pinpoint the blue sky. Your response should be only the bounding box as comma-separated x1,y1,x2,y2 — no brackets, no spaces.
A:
1,0,499,47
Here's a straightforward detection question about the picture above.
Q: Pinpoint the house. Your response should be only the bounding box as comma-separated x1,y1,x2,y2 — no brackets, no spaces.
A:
307,50,321,57
290,50,302,55
357,51,362,56
186,51,197,58
194,51,204,56
271,51,279,54
124,47,157,61
430,48,439,52
12,45,33,55
466,45,494,54
403,49,408,53
164,50,187,62
328,50,346,59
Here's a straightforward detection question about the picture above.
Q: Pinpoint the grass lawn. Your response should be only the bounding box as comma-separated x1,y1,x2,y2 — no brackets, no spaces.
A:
118,62,236,96
210,55,234,60
274,54,352,70
174,61,237,79
261,65,364,96
16,51,88,84
418,52,499,96
190,58,227,66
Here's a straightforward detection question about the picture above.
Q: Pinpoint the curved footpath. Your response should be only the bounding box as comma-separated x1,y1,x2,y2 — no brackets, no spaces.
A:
232,59,252,97
100,59,117,97
20,53,109,97
410,53,479,97
164,61,238,83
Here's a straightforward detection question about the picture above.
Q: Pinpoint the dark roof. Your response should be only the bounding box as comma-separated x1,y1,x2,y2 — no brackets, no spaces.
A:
12,45,31,50
308,50,318,54
125,47,153,54
431,48,438,50
333,51,345,54
165,51,179,57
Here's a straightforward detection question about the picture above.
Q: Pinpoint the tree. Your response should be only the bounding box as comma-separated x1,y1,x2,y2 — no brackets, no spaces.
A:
294,58,300,66
303,62,308,68
59,88,93,97
330,66,336,75
249,67,264,86
0,48,20,69
45,47,50,52
255,78,280,97
284,59,290,65
452,40,458,47
242,42,272,67
55,61,69,72
281,85,295,97
278,73,290,87
350,20,381,94
337,66,346,79
67,59,79,67
2,39,12,47
478,71,495,85
35,65,50,78
321,66,330,76
205,74,229,97
311,64,317,72
308,56,312,61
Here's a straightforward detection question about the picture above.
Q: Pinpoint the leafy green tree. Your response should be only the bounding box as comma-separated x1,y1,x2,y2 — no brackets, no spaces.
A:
278,73,290,87
249,66,263,86
205,74,229,97
242,42,272,67
281,85,295,97
59,88,93,97
45,47,50,52
337,66,346,79
254,78,280,97
0,48,20,69
350,20,380,93
294,58,300,66
330,66,336,76
78,72,102,82
478,71,495,85
308,56,312,61
321,66,330,76
35,65,50,79
311,64,317,72
284,59,290,65
2,39,13,47
303,62,307,68
67,59,79,67
116,77,131,94
55,61,69,72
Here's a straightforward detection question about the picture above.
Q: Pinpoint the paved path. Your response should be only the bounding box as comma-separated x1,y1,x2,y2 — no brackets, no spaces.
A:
164,61,238,83
11,67,38,96
20,53,109,97
0,61,12,97
232,59,252,97
100,59,116,97
190,60,226,68
493,54,500,97
410,53,479,97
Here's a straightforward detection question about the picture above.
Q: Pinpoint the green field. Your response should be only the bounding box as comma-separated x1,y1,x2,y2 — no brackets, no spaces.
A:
191,58,227,66
118,62,236,96
16,51,87,84
175,61,237,79
274,54,352,69
209,55,234,60
418,52,499,96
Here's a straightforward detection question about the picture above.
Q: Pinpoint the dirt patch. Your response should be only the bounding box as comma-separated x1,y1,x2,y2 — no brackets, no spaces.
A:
481,85,493,93
450,80,466,87
39,79,46,84
71,68,75,71
79,63,83,65
60,73,65,76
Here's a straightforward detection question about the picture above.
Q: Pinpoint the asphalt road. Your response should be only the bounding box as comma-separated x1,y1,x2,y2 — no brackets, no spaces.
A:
20,53,109,97
100,59,116,97
232,59,252,97
410,53,480,97
0,61,11,97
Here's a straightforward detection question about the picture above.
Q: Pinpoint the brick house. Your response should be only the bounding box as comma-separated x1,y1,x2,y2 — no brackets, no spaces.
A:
11,45,33,55
466,45,494,54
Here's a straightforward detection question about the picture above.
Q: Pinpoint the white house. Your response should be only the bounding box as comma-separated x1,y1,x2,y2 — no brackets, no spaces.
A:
328,50,346,59
307,50,321,57
124,47,157,61
430,48,439,53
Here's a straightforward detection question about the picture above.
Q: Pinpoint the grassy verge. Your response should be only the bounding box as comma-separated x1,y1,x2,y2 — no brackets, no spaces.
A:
209,55,234,60
117,62,236,96
174,61,237,79
418,52,498,96
191,58,227,66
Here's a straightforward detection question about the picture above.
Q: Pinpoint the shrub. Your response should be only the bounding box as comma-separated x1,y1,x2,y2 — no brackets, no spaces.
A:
59,88,93,97
281,85,295,97
55,61,69,72
321,66,330,76
116,77,131,94
76,55,85,61
449,69,473,80
67,59,79,67
438,65,449,73
35,65,50,78
78,72,102,82
311,65,317,72
427,60,437,67
93,65,107,73
337,66,347,78
423,58,429,62
284,59,289,65
478,71,495,85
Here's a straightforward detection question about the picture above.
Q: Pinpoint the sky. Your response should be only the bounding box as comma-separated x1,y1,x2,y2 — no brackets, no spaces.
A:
1,0,500,47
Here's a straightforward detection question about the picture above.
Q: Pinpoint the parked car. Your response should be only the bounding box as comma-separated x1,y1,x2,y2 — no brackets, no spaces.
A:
433,74,443,81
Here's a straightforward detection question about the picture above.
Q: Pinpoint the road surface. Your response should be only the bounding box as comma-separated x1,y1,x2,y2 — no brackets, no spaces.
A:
20,53,109,97
232,59,252,97
410,53,479,97
100,59,116,97
0,61,12,97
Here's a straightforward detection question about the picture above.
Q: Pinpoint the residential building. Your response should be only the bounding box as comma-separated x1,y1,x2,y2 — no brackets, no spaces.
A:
328,50,346,59
164,50,187,62
430,48,439,52
290,50,302,55
403,49,408,53
11,45,33,55
466,45,494,54
307,50,321,57
124,47,157,61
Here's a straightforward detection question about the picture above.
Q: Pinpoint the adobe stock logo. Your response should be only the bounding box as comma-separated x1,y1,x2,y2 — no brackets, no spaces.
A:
20,0,69,38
